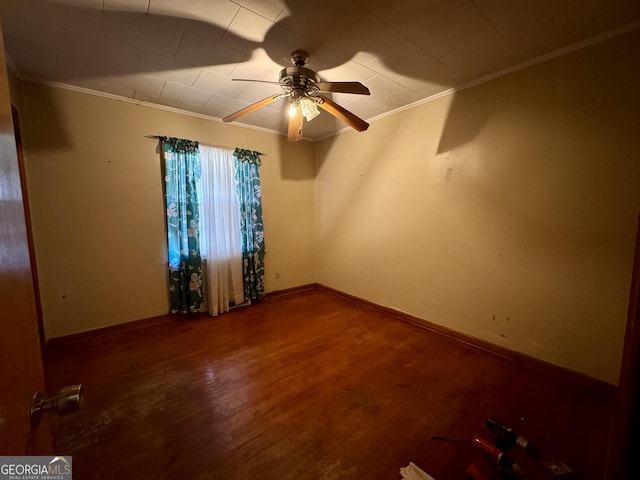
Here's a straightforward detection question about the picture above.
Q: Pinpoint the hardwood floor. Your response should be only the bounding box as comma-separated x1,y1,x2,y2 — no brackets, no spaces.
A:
44,288,615,480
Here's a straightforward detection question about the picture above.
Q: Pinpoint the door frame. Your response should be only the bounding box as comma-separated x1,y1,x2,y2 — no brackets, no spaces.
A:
607,214,640,479
12,104,46,352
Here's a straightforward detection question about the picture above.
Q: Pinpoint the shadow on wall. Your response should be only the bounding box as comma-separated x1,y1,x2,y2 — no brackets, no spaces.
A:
437,28,640,156
13,79,71,153
436,87,496,156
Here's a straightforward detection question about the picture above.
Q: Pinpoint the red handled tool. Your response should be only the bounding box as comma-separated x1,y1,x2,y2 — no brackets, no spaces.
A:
471,435,524,477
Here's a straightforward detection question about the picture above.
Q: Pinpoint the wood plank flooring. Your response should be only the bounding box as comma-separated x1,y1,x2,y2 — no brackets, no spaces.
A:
44,288,615,480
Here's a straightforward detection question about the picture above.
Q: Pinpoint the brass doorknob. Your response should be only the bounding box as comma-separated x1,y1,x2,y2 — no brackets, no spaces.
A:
30,385,83,427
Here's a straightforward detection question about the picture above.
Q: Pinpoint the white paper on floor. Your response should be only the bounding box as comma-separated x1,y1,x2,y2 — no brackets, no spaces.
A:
399,462,436,480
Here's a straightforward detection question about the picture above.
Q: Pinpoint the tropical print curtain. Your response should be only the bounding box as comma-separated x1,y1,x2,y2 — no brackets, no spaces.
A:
162,137,204,313
233,148,266,302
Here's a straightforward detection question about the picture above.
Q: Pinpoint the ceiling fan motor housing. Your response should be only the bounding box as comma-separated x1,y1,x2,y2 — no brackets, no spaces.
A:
279,66,320,95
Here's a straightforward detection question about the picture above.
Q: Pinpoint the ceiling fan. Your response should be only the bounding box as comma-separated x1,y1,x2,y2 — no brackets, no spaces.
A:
222,50,371,142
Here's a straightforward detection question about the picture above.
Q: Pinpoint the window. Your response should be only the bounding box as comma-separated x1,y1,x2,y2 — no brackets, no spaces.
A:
161,138,265,315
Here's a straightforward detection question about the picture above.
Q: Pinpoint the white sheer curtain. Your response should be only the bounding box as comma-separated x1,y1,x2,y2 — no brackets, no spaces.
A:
198,145,244,316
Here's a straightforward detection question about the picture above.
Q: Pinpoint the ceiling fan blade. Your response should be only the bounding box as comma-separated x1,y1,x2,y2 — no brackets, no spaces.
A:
231,78,283,86
288,105,303,142
314,82,370,95
222,95,283,123
314,96,369,132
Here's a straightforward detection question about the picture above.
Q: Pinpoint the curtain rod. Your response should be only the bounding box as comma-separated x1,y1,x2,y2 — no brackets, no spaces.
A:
144,135,265,155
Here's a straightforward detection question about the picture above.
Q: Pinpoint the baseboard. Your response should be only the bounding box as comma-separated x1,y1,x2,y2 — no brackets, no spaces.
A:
44,313,180,354
43,282,616,393
316,284,616,393
44,285,319,352
264,283,319,299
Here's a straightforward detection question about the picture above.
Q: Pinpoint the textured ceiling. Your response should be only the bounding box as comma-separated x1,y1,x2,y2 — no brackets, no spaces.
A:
1,0,639,141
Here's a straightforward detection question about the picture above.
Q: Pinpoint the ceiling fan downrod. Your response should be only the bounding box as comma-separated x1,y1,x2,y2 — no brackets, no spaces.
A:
290,50,308,67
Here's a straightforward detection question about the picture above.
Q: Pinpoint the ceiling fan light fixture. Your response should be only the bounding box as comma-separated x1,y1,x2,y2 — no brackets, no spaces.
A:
300,97,320,122
288,101,299,118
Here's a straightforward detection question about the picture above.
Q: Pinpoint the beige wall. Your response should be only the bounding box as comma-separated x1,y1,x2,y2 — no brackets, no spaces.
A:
16,82,315,338
315,30,640,384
